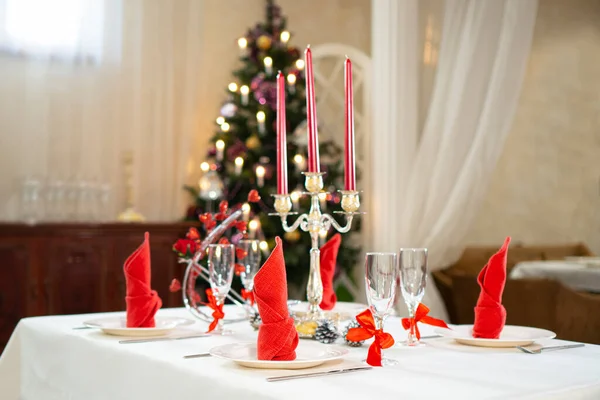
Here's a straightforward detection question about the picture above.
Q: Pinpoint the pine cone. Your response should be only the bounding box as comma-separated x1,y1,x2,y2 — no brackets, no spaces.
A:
315,320,339,344
343,320,365,347
250,311,262,331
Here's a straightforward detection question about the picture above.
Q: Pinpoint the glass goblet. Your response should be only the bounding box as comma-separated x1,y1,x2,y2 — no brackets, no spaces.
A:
208,244,235,335
399,248,428,346
237,239,261,309
365,252,398,366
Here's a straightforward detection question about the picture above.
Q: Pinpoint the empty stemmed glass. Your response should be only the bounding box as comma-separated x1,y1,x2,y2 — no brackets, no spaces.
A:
207,244,235,335
365,252,398,366
399,248,428,346
237,239,261,310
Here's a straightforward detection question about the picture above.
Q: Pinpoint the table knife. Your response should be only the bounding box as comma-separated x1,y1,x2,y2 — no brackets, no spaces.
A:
267,366,372,382
119,334,209,344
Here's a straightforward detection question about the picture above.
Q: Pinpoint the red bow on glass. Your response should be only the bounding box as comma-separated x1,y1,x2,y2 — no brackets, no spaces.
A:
242,289,255,306
346,309,395,367
201,289,224,333
401,303,448,340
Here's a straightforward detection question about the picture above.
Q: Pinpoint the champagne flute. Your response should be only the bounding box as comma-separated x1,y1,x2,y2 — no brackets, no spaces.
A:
365,252,398,366
237,239,261,309
399,248,428,346
208,244,235,335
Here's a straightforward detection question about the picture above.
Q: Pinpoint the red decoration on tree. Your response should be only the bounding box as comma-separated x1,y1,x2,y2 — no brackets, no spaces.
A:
199,213,211,224
236,248,247,259
202,289,225,333
215,212,227,221
169,278,182,292
235,221,248,232
248,190,261,203
205,219,217,231
219,200,229,214
186,227,201,240
401,303,449,340
242,289,255,305
235,263,246,276
173,239,198,256
346,309,395,367
218,237,230,245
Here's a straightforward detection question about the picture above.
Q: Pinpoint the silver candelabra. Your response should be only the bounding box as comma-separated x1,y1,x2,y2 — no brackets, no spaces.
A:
271,172,361,322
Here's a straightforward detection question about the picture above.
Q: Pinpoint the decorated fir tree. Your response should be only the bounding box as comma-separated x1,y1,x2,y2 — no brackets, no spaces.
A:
185,0,361,297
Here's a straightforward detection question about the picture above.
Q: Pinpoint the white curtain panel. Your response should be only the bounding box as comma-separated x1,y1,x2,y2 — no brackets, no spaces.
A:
371,0,538,318
0,0,204,221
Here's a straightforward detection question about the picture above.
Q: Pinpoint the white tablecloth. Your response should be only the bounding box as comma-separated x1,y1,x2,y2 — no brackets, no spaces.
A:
2,306,600,400
510,261,600,292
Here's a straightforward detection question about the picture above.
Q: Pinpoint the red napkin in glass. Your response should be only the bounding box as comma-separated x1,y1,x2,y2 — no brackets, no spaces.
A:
253,237,299,361
473,236,511,338
124,232,162,328
319,234,341,311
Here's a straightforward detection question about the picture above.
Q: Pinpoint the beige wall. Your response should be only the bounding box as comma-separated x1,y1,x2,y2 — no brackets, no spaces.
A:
466,0,600,254
190,0,371,181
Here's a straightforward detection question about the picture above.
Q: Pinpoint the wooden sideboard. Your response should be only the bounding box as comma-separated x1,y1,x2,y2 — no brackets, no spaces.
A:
0,222,195,352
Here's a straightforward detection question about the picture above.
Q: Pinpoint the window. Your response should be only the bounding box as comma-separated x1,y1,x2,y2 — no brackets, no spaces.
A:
0,0,107,63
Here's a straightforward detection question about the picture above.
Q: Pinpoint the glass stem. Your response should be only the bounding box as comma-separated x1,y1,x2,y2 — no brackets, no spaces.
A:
407,304,418,346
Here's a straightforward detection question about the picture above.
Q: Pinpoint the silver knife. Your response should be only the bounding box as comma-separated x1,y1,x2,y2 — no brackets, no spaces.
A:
267,366,372,382
183,352,212,359
119,334,209,344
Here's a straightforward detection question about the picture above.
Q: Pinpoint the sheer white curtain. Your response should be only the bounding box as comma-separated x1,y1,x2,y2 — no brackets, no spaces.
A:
0,0,204,221
371,0,538,318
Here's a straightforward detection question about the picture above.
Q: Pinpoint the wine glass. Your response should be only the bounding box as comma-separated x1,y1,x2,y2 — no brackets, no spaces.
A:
207,244,235,335
365,252,398,366
237,239,261,309
399,248,428,346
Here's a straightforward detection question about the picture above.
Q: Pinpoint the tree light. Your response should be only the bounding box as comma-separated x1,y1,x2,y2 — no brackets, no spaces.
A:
234,157,244,175
263,57,273,75
215,140,225,161
280,31,290,43
228,82,238,92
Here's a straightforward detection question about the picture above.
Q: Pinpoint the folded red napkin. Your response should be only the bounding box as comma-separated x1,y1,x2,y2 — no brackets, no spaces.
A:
473,236,511,338
319,233,342,311
124,232,162,328
253,237,299,361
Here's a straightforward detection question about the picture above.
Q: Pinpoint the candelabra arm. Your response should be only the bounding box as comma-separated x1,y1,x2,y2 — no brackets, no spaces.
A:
322,213,354,233
280,213,308,233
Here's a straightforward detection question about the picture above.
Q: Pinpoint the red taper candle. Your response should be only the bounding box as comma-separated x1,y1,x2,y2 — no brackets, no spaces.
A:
344,57,356,191
304,46,320,173
276,71,288,194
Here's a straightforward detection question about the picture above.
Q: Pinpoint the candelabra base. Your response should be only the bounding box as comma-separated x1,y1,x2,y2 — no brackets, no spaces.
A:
292,309,347,339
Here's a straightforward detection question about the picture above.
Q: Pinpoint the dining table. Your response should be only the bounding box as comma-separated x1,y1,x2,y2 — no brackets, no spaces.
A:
1,304,600,400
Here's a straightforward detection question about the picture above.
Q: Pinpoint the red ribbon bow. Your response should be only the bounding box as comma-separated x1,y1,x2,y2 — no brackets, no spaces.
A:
401,303,449,340
346,309,395,367
201,289,224,333
242,289,255,306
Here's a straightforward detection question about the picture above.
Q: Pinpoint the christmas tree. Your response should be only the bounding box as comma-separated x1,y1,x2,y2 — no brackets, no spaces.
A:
185,0,361,297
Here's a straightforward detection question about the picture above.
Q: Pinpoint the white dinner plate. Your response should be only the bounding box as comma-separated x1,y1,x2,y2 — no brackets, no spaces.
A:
209,341,349,369
434,325,556,348
83,316,195,337
223,309,248,323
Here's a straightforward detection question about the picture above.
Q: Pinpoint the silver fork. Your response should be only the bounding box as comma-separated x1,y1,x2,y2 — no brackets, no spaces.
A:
517,343,585,354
